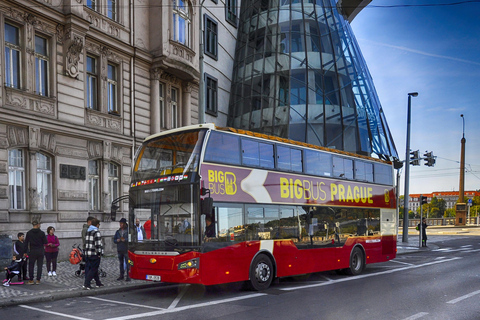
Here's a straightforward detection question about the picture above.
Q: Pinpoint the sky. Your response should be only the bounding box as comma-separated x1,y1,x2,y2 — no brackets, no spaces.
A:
350,0,480,195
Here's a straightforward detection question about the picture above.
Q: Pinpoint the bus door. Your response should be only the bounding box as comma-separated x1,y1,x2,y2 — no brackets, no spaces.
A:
380,209,396,255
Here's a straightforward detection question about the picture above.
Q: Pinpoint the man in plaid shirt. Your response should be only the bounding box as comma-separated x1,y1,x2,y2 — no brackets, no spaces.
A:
83,218,104,290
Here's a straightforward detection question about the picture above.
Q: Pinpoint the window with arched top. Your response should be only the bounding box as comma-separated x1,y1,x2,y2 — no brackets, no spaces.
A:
173,0,191,47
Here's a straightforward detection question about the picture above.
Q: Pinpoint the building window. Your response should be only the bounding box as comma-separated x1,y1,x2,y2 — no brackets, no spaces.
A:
86,56,98,110
159,82,165,128
205,16,218,59
171,88,178,128
88,160,100,211
226,0,238,26
4,23,21,89
8,149,25,210
173,0,191,47
37,153,52,210
107,0,118,21
35,35,49,96
107,64,118,113
108,163,119,203
86,0,97,10
205,74,218,116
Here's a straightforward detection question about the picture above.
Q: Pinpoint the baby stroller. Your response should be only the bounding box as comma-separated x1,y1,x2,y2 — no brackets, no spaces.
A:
70,244,106,278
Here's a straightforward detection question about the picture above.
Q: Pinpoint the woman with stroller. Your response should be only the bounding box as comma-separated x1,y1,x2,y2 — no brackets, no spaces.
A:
45,226,60,276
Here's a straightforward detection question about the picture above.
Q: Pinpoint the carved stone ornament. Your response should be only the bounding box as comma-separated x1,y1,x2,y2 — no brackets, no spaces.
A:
66,36,84,78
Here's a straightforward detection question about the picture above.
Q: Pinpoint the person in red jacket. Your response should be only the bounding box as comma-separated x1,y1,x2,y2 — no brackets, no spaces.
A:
44,226,60,276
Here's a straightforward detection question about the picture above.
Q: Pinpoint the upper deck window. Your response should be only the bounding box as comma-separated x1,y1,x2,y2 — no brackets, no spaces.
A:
241,138,274,169
277,145,302,172
374,163,393,185
304,149,332,177
204,131,241,165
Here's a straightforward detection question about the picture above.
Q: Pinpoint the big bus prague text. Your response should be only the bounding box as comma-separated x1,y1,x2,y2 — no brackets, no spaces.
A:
125,124,397,290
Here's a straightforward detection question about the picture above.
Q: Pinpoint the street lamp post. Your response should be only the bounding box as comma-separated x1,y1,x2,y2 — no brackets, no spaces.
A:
402,92,418,242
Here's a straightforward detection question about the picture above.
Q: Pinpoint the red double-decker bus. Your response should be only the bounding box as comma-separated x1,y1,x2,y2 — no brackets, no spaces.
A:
126,124,397,290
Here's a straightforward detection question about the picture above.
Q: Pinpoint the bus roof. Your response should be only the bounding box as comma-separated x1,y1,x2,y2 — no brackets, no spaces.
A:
144,123,391,165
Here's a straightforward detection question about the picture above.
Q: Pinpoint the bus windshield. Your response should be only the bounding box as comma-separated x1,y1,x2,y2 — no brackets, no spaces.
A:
129,129,207,251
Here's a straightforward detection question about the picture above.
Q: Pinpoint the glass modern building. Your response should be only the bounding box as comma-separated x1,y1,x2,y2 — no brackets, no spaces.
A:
227,0,398,161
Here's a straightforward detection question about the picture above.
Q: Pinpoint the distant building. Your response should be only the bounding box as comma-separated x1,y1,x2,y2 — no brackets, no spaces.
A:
408,191,480,212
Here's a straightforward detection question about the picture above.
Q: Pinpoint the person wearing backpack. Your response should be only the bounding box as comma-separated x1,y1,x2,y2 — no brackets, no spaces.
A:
45,226,60,276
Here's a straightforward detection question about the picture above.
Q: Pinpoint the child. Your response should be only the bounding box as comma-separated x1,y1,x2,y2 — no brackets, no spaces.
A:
3,256,22,287
45,226,60,276
13,232,28,281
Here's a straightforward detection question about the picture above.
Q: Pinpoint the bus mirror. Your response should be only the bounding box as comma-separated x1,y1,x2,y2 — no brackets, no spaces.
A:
111,204,119,221
201,197,213,215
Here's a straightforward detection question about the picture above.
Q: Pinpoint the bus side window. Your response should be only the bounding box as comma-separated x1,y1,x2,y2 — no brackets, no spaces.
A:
204,132,241,165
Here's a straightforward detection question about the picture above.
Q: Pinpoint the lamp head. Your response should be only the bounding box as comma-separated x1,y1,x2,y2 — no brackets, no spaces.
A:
408,92,418,97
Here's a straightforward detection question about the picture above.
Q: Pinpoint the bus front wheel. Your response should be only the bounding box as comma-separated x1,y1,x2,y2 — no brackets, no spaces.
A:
346,247,365,276
249,254,274,291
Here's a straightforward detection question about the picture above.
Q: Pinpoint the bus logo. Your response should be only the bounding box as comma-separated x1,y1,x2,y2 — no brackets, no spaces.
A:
208,170,237,196
384,189,390,204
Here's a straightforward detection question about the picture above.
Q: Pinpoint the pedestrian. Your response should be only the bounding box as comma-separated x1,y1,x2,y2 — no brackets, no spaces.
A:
45,226,60,276
83,218,104,290
418,217,428,247
13,232,28,281
134,218,146,241
80,216,95,276
3,255,23,287
114,218,130,281
25,220,47,285
82,216,95,248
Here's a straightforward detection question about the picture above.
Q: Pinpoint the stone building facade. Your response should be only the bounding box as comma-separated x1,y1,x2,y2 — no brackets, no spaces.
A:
0,0,201,259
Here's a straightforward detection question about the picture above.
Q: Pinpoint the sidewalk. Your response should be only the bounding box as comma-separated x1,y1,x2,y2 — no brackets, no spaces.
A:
0,256,161,308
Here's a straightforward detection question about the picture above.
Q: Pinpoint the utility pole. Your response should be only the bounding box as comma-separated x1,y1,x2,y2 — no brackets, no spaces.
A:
402,92,418,242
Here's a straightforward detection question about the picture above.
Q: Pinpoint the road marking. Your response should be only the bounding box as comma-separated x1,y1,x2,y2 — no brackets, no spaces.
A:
390,259,414,266
168,284,189,309
280,257,461,291
102,293,267,320
403,312,429,319
19,305,91,320
447,289,480,304
88,296,165,310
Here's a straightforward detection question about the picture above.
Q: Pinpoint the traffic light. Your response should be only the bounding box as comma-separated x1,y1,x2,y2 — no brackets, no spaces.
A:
423,151,436,167
410,150,420,166
420,195,428,205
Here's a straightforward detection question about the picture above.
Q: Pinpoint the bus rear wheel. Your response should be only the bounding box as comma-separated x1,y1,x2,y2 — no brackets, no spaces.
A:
249,254,273,291
346,247,364,275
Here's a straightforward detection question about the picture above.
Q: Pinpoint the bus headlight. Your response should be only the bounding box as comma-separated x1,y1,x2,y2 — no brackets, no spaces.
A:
178,258,199,270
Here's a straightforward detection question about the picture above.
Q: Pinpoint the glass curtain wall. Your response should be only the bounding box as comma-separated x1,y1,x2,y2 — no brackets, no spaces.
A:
228,0,398,160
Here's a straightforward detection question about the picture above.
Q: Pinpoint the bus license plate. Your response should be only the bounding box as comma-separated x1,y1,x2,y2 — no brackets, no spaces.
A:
146,275,161,281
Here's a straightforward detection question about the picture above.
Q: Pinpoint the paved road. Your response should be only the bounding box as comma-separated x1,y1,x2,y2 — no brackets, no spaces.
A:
1,233,480,319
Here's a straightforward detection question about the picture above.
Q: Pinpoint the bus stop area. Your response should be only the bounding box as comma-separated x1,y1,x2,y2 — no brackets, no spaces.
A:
1,225,480,308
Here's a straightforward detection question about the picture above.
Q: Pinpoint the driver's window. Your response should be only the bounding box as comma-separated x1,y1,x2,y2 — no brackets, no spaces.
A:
206,204,243,242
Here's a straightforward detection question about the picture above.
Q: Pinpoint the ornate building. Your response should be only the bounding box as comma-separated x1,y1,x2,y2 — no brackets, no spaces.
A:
0,0,200,258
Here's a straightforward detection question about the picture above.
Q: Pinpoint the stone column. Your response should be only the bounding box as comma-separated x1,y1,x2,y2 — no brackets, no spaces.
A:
150,69,161,134
29,152,38,211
